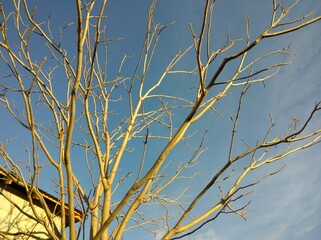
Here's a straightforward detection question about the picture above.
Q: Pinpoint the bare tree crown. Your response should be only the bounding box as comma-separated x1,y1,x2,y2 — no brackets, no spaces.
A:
0,0,320,239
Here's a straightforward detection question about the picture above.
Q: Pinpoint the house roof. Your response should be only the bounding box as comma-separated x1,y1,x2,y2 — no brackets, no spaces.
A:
0,166,84,226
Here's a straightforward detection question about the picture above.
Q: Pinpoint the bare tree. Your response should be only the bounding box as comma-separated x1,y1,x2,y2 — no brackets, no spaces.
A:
0,0,320,239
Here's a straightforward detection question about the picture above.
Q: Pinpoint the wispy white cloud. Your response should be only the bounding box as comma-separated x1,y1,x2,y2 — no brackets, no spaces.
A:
265,21,321,117
238,148,321,240
193,229,221,240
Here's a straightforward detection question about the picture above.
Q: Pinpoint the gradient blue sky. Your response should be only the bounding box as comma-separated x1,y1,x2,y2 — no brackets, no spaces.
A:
0,0,321,239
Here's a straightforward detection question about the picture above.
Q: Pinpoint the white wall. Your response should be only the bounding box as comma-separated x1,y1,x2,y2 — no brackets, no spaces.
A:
0,183,61,239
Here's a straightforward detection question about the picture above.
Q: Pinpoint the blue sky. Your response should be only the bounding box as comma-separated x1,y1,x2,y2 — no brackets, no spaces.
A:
1,0,321,239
